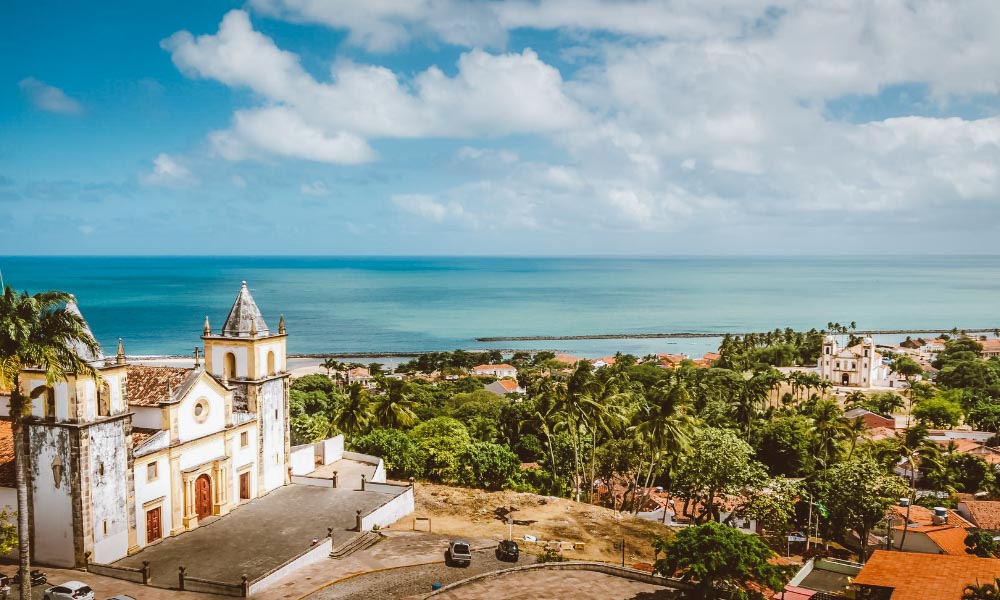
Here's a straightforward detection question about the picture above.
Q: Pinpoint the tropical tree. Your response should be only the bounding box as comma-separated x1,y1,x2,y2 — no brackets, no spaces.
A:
332,382,372,434
893,425,942,552
321,357,341,378
894,356,924,425
652,520,790,599
842,415,867,461
0,287,102,598
631,377,696,510
966,530,998,558
371,377,417,428
809,399,844,468
963,579,1000,600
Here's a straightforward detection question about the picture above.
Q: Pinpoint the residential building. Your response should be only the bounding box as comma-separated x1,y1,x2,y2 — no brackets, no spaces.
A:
981,338,1000,359
484,379,525,397
889,504,973,556
657,353,688,369
843,407,896,429
852,550,1000,600
590,357,617,369
0,282,292,568
346,366,373,387
471,363,518,378
958,500,1000,533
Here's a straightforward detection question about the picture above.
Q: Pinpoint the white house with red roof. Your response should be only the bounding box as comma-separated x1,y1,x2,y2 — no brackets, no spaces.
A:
471,363,518,378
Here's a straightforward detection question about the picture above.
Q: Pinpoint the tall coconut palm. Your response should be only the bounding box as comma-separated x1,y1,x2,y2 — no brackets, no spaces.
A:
371,376,417,429
0,287,101,599
631,378,696,512
810,399,844,468
842,415,868,460
333,382,372,435
895,424,942,552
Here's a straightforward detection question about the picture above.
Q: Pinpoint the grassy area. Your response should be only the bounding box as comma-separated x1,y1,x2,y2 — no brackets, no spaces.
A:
389,482,673,566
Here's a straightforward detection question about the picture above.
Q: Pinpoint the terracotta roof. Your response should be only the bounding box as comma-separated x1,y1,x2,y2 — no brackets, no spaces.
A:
591,357,617,365
472,364,516,371
962,501,1000,531
126,365,194,406
940,439,985,454
891,504,973,528
853,550,1000,600
553,354,582,364
497,379,520,392
132,427,161,448
926,526,975,556
0,420,14,488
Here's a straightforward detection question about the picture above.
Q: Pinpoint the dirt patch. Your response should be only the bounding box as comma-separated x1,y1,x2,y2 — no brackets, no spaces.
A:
388,483,674,566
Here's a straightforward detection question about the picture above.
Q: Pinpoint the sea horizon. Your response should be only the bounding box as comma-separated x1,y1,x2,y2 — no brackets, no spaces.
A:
3,255,998,359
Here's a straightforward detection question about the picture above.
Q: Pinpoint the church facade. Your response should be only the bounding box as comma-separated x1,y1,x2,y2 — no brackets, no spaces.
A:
0,282,292,567
817,335,892,388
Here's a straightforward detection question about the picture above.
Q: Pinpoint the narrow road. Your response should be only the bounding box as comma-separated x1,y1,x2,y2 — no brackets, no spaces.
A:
305,548,512,599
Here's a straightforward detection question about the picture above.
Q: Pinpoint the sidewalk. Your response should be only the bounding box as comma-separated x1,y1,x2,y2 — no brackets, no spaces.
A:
256,530,499,599
1,564,228,600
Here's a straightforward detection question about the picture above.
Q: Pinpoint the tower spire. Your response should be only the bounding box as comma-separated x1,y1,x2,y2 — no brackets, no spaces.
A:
249,319,258,338
116,338,126,365
278,315,286,335
203,316,211,336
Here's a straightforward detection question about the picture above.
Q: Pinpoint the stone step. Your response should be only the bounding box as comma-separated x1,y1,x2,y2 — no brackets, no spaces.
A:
330,531,383,559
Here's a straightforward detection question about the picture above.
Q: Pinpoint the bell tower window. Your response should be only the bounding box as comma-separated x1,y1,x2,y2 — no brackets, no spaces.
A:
225,353,237,381
267,351,275,376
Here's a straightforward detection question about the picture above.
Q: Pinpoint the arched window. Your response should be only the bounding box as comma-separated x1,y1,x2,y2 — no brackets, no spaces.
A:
224,352,237,380
267,351,275,376
98,383,111,417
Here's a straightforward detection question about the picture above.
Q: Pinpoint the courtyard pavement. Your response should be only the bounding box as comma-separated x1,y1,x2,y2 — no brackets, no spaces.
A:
114,484,396,584
308,458,378,489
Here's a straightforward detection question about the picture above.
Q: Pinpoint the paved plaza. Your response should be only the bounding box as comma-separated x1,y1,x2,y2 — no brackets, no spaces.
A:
115,484,396,584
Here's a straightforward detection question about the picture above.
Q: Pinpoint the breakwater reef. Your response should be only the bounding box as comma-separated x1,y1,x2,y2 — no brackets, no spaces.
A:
476,327,999,343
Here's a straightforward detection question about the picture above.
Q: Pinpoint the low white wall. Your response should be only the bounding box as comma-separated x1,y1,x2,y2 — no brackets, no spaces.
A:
290,445,315,476
342,451,386,483
248,537,332,595
319,436,344,465
360,487,414,531
290,475,334,488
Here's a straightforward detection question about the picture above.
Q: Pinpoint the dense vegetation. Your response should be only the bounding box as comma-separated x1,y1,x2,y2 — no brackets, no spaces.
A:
290,332,1000,568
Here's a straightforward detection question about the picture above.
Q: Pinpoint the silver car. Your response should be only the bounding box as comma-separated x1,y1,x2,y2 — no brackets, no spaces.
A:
447,540,473,566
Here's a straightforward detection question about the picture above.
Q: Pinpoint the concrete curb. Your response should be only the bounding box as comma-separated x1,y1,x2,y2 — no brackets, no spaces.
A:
295,541,499,599
423,561,690,597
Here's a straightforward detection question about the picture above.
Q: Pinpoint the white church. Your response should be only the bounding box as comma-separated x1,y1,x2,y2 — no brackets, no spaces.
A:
0,282,293,567
817,335,893,388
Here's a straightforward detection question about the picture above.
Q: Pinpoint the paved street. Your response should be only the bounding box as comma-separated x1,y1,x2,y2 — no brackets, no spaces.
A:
115,484,395,584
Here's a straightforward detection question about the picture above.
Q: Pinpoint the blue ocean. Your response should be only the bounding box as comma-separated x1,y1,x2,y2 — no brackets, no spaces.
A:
2,256,998,358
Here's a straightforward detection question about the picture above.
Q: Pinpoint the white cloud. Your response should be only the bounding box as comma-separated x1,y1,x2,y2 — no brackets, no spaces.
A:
300,181,331,196
391,194,465,223
164,10,586,164
18,77,83,115
141,153,198,188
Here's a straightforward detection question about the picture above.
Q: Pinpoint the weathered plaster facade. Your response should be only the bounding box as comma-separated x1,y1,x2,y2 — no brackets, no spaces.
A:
1,284,293,568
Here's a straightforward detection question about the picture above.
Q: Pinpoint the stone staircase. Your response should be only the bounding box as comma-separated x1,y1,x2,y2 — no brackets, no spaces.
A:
330,531,383,559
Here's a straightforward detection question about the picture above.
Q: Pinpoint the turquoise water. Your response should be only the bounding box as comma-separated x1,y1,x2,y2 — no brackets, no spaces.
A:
1,256,998,357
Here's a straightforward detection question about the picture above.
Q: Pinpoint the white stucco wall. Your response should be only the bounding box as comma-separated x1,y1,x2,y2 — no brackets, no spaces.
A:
319,436,344,465
88,420,130,564
209,344,249,380
259,379,286,492
134,454,173,548
178,437,227,471
131,406,163,430
231,425,258,501
360,487,414,530
176,379,227,444
255,341,285,376
290,445,315,476
29,424,76,567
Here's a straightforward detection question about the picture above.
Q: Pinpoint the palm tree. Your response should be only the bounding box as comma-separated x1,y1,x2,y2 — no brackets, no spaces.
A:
810,399,844,468
895,424,942,552
333,383,372,434
842,415,867,460
0,287,101,599
893,356,924,427
371,376,417,428
630,378,696,512
962,579,1000,599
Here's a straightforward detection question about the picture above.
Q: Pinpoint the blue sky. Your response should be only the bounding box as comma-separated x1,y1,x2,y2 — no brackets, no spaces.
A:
3,1,1000,255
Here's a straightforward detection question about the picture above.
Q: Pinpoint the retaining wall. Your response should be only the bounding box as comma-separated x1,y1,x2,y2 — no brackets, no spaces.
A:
248,536,333,595
360,486,414,530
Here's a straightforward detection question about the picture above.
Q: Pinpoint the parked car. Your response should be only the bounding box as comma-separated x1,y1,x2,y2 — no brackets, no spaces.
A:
496,540,520,562
446,540,473,567
43,581,94,600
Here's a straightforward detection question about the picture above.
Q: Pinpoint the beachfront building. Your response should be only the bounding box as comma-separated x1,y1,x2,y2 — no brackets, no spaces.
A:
471,363,518,378
0,282,292,568
817,336,892,388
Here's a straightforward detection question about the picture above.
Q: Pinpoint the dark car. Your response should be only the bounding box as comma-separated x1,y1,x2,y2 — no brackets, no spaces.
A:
496,540,519,562
446,540,472,566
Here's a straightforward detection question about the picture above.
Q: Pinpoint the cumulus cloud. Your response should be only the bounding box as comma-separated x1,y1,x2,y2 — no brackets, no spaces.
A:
163,10,585,165
392,194,466,223
19,77,84,115
141,153,198,188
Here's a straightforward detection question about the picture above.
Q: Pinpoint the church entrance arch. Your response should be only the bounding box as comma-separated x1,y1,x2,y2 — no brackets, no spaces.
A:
841,373,850,386
195,474,212,520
